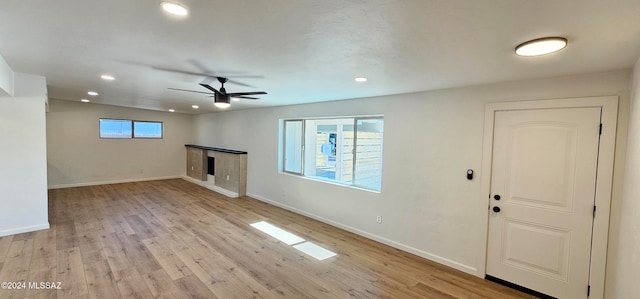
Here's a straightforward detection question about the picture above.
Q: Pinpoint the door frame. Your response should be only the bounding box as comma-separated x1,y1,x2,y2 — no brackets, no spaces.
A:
476,96,618,299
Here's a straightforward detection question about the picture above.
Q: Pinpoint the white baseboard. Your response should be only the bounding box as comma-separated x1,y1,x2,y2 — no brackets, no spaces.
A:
48,175,182,189
247,192,477,275
182,176,239,198
0,223,50,237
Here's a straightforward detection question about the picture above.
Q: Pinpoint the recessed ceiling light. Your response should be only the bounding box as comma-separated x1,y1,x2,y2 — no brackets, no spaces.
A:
81,99,90,103
88,91,99,96
101,74,115,81
515,37,568,57
354,77,368,82
168,109,175,112
192,105,199,109
231,97,240,102
161,2,188,16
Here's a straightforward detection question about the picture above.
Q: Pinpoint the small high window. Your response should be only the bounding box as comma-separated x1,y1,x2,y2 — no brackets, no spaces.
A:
99,119,132,139
100,119,163,139
133,121,163,138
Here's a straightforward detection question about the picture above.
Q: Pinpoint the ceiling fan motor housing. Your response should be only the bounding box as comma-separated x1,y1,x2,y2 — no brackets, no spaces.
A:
215,92,231,105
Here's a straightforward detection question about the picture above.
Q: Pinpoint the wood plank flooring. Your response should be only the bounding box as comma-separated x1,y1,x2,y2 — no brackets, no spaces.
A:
0,179,534,298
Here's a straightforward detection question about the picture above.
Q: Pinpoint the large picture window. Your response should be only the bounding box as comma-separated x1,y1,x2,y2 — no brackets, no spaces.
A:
100,119,163,139
281,116,384,191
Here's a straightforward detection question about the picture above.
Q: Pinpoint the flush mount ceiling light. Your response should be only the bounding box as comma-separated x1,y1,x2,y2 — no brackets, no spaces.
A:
87,91,99,96
354,77,368,82
515,37,568,57
161,2,188,16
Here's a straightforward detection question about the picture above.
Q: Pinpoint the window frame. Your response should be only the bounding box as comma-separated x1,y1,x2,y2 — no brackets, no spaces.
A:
281,115,384,192
99,118,133,139
282,119,305,175
133,120,164,139
351,116,384,190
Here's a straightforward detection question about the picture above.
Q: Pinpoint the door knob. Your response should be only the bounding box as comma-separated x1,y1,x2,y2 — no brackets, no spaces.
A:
492,206,501,213
494,194,501,200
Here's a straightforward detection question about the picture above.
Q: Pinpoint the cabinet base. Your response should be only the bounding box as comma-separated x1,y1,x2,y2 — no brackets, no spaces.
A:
182,176,240,198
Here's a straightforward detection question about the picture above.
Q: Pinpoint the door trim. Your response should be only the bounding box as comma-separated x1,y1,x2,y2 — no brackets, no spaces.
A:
477,96,618,299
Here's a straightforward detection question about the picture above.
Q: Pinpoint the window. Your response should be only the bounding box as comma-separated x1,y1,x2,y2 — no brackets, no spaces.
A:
283,120,304,174
99,119,163,139
133,121,163,138
353,118,384,189
99,119,132,139
281,116,384,191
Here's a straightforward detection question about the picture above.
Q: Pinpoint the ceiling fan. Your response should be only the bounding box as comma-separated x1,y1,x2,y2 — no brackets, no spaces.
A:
169,77,267,108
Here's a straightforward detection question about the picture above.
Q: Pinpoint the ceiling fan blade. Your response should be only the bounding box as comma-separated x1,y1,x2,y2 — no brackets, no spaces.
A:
225,78,253,87
154,66,216,77
154,66,262,80
234,96,259,100
199,76,218,86
199,83,223,95
227,91,267,96
168,87,214,95
186,60,258,76
187,59,215,75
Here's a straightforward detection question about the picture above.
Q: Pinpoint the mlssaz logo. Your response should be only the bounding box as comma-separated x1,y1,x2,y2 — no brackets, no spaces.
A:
29,282,62,290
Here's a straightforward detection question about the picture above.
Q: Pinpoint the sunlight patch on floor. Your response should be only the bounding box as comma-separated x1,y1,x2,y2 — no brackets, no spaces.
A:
293,241,337,260
250,221,337,260
250,221,305,245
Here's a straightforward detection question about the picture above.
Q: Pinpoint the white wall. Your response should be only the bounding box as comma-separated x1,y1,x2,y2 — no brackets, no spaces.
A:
46,99,193,188
0,54,13,96
0,71,49,237
608,59,640,298
193,70,630,279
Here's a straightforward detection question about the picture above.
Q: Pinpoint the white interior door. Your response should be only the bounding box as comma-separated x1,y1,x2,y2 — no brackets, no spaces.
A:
486,107,601,298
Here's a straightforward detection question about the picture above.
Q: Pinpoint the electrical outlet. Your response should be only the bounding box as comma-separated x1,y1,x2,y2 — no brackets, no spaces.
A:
226,175,230,181
376,216,382,224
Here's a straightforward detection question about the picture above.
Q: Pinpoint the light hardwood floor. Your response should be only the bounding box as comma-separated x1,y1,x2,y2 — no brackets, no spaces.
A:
0,179,534,298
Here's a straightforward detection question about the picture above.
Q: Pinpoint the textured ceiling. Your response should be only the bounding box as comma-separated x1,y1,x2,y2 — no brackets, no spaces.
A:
1,0,639,114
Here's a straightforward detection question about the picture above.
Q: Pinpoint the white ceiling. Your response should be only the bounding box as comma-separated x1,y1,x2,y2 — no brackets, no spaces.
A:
1,0,639,114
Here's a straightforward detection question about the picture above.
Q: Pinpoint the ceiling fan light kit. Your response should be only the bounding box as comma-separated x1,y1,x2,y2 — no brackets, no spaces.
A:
169,76,266,109
214,93,231,109
515,37,568,56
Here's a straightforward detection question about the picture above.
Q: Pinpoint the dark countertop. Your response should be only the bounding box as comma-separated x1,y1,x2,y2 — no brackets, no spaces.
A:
185,144,247,155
